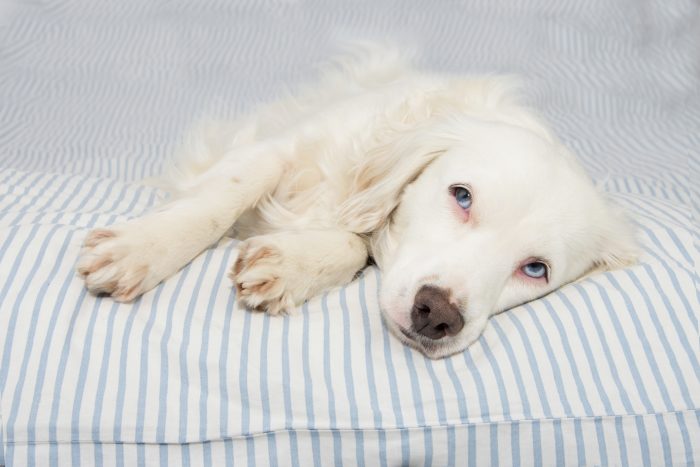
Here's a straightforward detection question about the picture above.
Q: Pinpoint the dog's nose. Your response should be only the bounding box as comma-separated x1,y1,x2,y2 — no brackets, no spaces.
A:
411,285,464,340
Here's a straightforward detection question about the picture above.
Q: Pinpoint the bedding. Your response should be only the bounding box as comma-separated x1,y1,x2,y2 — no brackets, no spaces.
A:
1,0,698,465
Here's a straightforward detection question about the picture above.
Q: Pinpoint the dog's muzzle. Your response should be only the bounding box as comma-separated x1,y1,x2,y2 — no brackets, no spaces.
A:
410,285,464,340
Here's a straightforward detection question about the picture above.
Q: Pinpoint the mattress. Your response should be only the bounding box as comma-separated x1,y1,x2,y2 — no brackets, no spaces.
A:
1,0,698,465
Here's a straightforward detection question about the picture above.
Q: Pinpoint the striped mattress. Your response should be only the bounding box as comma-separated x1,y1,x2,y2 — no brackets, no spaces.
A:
1,0,698,465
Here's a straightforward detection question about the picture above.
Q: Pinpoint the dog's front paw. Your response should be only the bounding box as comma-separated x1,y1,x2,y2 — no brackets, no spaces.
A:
229,238,299,315
77,227,159,302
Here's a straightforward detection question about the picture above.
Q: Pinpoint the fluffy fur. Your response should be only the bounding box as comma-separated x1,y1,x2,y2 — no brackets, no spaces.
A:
77,45,637,358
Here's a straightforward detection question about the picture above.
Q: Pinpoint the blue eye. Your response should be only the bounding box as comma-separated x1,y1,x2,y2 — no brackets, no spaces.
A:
452,186,472,209
522,262,548,279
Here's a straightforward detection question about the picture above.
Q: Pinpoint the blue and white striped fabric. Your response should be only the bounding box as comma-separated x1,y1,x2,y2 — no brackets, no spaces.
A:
1,0,698,466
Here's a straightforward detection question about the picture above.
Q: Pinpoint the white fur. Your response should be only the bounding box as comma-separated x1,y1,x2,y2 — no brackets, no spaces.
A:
77,45,637,358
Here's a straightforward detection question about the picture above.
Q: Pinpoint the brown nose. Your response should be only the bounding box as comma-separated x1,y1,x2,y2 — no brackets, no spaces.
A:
411,285,464,340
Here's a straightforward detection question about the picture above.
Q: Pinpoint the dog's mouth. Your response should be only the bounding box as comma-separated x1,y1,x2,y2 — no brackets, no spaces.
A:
379,299,448,359
394,324,453,358
380,282,468,358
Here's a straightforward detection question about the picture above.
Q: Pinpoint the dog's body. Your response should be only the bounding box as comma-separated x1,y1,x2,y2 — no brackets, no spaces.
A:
77,46,637,358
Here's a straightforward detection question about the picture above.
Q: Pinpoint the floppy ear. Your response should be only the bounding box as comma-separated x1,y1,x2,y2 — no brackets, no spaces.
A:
589,203,640,273
336,124,449,233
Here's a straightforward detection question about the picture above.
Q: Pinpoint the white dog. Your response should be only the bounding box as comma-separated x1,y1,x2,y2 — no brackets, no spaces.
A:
77,45,637,358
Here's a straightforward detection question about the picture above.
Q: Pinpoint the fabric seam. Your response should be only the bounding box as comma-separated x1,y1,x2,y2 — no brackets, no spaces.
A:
4,407,698,447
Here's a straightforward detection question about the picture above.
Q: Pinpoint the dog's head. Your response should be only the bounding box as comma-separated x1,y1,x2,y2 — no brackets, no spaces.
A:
343,95,637,359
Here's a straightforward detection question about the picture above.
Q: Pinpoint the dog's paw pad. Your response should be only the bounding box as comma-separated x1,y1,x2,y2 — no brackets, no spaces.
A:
230,240,294,315
78,228,151,302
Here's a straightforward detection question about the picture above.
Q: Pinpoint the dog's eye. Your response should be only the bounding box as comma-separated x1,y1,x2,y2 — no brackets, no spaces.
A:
522,262,548,279
451,185,472,210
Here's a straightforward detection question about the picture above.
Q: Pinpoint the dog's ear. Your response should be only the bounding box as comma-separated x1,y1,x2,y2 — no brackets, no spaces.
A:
587,204,639,274
336,124,449,233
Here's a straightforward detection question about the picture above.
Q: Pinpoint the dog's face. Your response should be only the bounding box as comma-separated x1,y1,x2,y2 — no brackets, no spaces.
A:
376,118,636,358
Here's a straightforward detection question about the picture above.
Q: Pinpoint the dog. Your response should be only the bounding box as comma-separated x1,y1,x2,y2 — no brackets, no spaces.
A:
77,45,637,359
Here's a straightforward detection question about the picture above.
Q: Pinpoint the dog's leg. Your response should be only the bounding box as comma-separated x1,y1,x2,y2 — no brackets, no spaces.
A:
77,143,291,301
231,229,368,315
